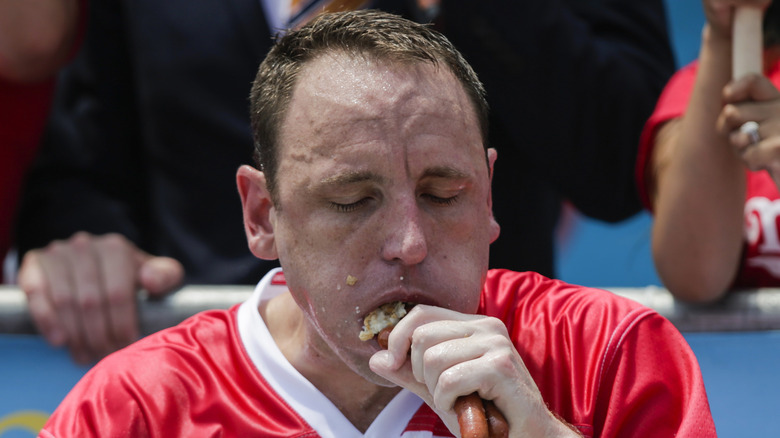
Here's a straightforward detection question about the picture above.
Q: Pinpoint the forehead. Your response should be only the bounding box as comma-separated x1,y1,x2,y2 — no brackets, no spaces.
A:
279,51,480,149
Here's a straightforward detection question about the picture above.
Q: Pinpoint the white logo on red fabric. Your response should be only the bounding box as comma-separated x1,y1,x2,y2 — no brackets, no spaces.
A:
744,197,780,277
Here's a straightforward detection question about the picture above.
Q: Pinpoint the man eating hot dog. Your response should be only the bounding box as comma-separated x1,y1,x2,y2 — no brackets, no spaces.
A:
40,10,716,438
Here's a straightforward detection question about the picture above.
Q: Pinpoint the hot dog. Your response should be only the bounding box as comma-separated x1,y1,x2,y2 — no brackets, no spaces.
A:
362,304,508,438
484,398,509,438
454,393,489,438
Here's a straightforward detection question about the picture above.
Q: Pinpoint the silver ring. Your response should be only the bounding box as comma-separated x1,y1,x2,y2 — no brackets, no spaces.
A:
740,121,761,145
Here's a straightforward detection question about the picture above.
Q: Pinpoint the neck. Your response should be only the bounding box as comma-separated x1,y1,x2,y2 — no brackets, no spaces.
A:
261,292,401,432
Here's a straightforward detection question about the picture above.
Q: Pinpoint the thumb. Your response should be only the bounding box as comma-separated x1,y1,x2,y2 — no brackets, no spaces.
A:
137,256,185,296
369,351,460,435
370,351,433,404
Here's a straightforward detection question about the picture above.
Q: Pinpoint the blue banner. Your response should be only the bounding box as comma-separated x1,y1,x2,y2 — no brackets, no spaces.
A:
0,336,89,438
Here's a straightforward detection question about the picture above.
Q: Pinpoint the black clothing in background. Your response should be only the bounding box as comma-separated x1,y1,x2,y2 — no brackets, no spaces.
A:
16,0,674,283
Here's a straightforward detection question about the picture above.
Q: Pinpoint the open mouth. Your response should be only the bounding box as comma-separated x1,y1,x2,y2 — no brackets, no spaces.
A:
358,301,414,341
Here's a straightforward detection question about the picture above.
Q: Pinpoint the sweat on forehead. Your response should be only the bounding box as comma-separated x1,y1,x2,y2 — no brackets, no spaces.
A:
248,9,489,202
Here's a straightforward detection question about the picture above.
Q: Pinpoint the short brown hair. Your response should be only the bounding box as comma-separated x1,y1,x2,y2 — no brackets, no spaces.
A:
248,9,489,202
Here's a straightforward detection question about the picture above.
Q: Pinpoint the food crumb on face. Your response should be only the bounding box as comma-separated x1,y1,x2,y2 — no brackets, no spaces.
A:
346,275,358,286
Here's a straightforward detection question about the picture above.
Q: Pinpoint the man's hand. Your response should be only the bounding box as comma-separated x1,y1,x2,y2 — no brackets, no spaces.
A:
718,73,780,188
17,232,184,364
368,305,581,437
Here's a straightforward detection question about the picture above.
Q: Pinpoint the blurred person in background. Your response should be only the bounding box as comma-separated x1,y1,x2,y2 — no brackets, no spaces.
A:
638,0,780,302
0,0,84,283
14,0,675,363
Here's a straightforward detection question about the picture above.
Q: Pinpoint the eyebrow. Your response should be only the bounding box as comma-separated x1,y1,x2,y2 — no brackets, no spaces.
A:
317,165,469,188
421,165,470,180
319,170,385,187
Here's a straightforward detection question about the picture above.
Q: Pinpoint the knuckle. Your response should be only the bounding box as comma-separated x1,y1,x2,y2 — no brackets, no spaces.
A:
50,290,75,308
43,239,69,257
721,104,741,124
69,231,93,245
77,292,101,311
482,316,508,335
105,285,134,307
68,237,94,256
486,350,516,376
437,367,460,392
411,325,432,345
422,346,444,369
99,233,130,250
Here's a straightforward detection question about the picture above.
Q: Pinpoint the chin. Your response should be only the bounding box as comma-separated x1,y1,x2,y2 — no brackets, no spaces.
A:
362,369,400,388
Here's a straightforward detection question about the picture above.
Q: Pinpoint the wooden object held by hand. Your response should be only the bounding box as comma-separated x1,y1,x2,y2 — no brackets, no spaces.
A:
733,6,763,79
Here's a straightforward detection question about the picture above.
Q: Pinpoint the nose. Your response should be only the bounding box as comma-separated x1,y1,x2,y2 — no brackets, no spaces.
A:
380,196,428,266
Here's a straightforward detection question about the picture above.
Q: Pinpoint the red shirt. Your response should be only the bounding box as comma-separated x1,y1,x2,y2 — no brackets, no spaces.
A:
636,60,780,287
41,269,715,437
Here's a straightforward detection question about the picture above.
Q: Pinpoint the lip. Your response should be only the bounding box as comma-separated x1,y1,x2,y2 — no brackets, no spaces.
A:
358,288,439,321
354,285,448,347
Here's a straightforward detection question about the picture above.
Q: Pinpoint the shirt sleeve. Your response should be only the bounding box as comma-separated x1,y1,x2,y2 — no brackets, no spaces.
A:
635,61,699,211
39,359,151,438
594,311,717,437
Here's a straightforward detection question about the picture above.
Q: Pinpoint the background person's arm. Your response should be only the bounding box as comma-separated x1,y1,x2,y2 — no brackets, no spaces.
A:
14,0,184,363
649,1,769,302
0,0,81,82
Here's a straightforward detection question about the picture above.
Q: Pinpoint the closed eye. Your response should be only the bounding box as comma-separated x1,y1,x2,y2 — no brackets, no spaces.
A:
330,197,372,213
421,193,460,206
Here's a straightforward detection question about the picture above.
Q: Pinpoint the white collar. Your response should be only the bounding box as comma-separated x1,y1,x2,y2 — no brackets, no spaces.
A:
237,268,424,437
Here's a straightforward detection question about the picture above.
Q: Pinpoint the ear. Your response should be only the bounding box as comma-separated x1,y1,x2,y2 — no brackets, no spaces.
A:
236,165,279,260
486,148,501,244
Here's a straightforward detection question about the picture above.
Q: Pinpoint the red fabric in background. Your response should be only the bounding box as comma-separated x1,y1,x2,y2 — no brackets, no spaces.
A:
0,78,56,282
0,0,87,282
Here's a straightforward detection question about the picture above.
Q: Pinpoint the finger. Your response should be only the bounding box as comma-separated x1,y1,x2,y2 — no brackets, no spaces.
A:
739,136,780,171
138,256,184,296
39,240,93,362
369,350,463,435
369,350,432,403
17,250,65,346
411,323,484,392
716,102,768,135
724,74,780,104
95,234,141,351
68,232,113,361
729,122,762,152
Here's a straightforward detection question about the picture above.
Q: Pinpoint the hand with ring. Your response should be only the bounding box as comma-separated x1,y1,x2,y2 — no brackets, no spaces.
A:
740,120,761,145
717,73,780,185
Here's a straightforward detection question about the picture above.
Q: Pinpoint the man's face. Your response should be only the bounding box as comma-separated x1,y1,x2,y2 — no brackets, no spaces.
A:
270,52,499,382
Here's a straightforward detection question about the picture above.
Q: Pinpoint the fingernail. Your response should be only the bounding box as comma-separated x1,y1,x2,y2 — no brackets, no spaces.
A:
371,350,395,369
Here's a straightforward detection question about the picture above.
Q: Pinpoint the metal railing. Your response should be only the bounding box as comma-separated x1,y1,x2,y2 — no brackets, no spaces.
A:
3,285,780,334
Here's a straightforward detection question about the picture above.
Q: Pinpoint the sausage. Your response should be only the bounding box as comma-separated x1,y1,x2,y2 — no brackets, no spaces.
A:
376,326,508,438
377,326,392,349
484,399,509,438
454,393,489,438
